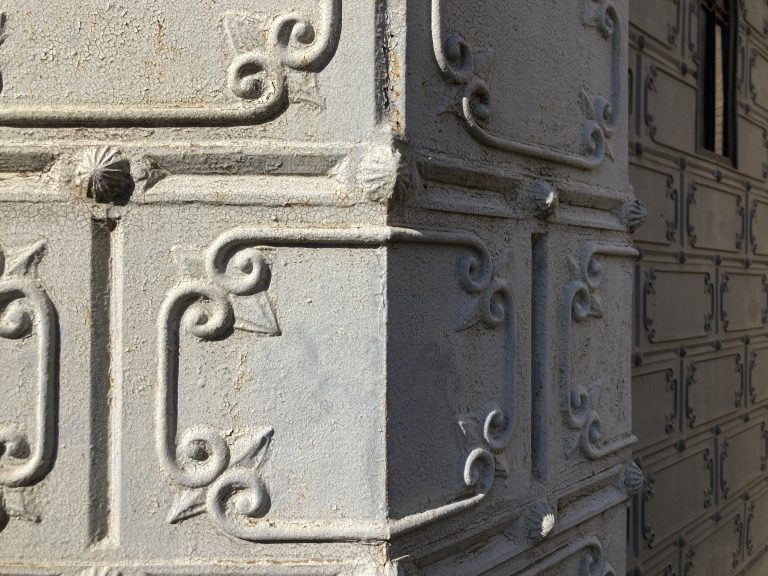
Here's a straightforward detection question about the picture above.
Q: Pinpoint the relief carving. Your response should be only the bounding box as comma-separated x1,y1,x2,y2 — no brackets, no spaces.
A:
704,447,715,510
664,368,678,434
644,64,659,141
560,242,639,459
0,2,341,126
669,0,682,46
0,240,57,529
430,0,621,170
516,536,617,576
720,438,730,499
75,147,133,204
157,226,509,542
458,255,517,474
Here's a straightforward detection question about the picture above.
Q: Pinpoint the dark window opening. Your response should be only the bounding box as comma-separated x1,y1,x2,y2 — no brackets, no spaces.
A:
699,0,737,163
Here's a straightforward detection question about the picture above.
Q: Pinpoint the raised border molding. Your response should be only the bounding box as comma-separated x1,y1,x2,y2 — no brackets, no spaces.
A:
0,240,57,527
0,1,341,127
430,0,621,170
157,225,510,542
560,242,639,460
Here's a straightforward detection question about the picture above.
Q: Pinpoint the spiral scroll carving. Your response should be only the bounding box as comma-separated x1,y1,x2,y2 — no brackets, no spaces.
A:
0,240,57,531
430,0,620,170
158,226,503,542
157,244,278,530
226,0,341,110
560,243,639,460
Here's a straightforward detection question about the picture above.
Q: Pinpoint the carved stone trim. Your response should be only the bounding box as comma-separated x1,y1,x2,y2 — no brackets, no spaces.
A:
704,447,715,510
666,175,679,242
0,1,341,127
430,0,620,170
560,242,639,459
642,466,657,547
515,536,617,576
665,368,678,434
158,225,502,542
0,240,57,528
686,361,697,428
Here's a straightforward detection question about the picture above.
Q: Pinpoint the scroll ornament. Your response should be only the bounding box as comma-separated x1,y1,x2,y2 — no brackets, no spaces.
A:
223,0,341,111
157,226,509,542
560,243,638,460
0,240,56,530
431,0,621,170
158,244,280,528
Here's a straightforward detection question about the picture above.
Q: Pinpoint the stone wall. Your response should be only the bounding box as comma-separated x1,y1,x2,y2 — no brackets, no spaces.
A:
629,1,768,574
0,1,638,574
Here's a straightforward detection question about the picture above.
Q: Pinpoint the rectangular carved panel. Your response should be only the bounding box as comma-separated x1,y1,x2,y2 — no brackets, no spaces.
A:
720,421,768,501
684,508,745,576
744,0,768,32
685,352,744,431
0,204,97,555
629,162,679,246
643,267,715,343
633,363,678,450
645,64,697,154
721,271,768,333
686,182,744,253
737,116,768,181
746,488,768,561
750,47,768,116
750,345,768,405
629,0,681,49
0,0,345,127
750,198,768,256
642,442,714,552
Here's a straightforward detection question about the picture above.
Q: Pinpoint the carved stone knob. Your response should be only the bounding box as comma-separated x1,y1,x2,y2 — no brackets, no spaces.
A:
75,146,133,203
627,198,648,233
531,180,558,219
621,461,645,495
527,501,556,541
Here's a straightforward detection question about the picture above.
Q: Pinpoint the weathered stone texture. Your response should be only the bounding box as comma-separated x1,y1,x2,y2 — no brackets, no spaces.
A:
0,1,637,575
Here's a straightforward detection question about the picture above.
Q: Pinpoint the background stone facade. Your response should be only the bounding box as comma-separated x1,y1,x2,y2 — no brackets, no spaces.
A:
629,0,768,574
0,1,638,575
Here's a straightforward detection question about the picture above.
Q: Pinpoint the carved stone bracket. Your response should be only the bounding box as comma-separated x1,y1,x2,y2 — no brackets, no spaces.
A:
430,0,621,170
157,225,504,542
0,1,341,126
0,240,57,530
560,242,639,459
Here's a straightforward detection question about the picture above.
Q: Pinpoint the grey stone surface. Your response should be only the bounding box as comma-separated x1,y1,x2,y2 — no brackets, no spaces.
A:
0,1,636,574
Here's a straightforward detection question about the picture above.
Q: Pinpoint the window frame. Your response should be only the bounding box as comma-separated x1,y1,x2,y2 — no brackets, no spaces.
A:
697,0,739,167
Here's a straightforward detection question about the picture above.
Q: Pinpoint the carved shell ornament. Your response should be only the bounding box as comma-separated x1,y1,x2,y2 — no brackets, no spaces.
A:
0,240,57,531
75,146,133,203
621,461,645,495
527,501,556,541
627,198,649,233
